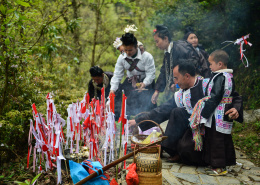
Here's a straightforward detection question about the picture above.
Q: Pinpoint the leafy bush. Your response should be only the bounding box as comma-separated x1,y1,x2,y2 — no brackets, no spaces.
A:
232,121,260,166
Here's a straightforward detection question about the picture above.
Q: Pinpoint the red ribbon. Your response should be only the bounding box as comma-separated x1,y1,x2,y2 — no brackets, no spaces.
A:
242,36,248,45
38,123,48,144
120,94,127,135
49,103,53,122
27,146,31,168
110,92,115,113
32,103,38,116
53,134,56,154
81,103,86,114
70,117,73,132
96,100,100,115
61,126,66,143
83,116,90,130
80,124,82,140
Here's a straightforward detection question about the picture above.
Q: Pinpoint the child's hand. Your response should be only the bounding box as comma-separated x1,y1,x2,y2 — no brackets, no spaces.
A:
225,108,239,120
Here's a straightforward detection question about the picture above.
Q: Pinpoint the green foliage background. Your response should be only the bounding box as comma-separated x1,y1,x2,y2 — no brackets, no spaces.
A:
0,0,259,167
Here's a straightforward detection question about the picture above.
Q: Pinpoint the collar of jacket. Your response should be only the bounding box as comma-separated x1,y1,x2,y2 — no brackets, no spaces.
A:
215,69,233,73
164,41,173,54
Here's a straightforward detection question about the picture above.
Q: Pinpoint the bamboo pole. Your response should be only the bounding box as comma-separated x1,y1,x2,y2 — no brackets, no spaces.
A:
75,136,168,185
62,146,69,176
116,90,124,181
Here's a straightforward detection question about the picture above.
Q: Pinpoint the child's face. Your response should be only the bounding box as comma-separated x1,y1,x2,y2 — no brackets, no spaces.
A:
208,55,222,72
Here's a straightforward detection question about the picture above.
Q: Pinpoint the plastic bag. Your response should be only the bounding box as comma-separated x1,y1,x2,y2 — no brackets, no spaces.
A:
69,160,89,185
126,163,139,185
141,131,161,144
69,160,109,185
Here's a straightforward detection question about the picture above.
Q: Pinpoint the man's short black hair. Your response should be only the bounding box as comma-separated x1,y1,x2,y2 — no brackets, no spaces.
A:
90,66,103,77
174,60,196,77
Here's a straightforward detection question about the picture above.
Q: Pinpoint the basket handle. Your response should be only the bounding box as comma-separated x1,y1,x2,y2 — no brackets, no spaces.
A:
136,120,165,135
133,111,149,119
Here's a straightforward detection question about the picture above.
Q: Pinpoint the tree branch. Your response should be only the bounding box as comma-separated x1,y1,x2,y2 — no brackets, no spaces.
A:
29,9,68,50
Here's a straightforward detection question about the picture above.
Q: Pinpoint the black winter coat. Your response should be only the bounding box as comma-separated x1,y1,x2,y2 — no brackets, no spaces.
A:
155,40,210,92
88,72,113,101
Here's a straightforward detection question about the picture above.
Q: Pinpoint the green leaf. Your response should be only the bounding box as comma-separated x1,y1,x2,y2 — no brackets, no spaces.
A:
6,9,15,14
73,57,79,63
31,173,41,184
16,0,31,7
5,38,10,45
14,11,19,19
1,25,5,31
0,4,6,15
13,181,27,185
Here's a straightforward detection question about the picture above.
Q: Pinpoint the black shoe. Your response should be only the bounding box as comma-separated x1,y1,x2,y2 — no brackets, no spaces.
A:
166,155,180,163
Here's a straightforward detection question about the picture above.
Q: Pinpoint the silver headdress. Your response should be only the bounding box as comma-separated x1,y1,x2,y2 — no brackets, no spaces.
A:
113,37,122,49
124,24,138,33
137,41,143,47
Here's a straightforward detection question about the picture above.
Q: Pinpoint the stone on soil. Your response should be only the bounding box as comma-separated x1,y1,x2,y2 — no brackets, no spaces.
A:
216,176,241,184
199,174,218,184
171,172,200,184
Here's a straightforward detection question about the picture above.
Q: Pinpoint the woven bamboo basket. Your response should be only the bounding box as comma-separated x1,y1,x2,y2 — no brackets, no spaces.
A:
135,152,162,172
137,171,162,185
133,142,162,184
131,119,164,153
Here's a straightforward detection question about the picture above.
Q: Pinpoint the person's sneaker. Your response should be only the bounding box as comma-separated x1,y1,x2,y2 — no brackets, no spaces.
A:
205,168,228,176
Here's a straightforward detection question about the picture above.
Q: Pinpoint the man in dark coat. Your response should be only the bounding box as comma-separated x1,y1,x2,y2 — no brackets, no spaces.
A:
129,61,242,163
88,66,113,101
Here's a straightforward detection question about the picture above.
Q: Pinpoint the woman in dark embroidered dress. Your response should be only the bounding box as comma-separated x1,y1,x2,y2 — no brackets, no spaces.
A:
88,66,113,101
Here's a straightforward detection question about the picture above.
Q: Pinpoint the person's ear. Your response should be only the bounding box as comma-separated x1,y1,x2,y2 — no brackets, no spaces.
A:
185,73,190,79
218,61,223,67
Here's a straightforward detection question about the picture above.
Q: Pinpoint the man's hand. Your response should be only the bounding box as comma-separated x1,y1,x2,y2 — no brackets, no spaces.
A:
225,108,239,120
151,90,159,104
139,82,146,89
109,90,115,96
128,119,136,128
110,90,115,94
137,82,146,92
